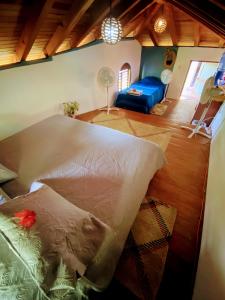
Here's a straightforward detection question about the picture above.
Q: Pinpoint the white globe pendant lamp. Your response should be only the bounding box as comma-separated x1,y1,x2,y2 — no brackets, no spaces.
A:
101,0,122,45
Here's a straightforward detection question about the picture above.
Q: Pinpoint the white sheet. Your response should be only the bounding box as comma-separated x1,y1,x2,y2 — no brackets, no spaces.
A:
0,115,165,289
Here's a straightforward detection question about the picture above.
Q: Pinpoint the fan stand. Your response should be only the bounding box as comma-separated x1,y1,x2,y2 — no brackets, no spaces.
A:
181,97,212,139
161,84,169,103
99,84,119,115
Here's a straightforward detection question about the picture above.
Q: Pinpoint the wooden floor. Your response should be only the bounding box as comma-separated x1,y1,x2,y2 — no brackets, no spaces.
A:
77,99,210,300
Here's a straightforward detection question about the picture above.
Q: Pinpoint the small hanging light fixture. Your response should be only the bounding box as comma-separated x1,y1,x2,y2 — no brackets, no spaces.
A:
101,0,122,44
154,16,167,33
154,5,167,34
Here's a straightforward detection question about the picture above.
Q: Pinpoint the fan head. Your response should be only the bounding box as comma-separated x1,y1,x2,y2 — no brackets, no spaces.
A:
200,76,223,104
160,69,173,84
97,67,115,88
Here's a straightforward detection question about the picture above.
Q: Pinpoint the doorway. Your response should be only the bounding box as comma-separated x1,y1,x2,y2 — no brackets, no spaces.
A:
180,61,219,102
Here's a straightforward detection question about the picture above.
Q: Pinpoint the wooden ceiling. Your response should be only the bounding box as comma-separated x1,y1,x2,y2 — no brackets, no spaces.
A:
0,0,224,68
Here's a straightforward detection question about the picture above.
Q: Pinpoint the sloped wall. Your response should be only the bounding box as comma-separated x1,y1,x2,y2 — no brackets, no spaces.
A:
0,40,141,140
193,105,225,300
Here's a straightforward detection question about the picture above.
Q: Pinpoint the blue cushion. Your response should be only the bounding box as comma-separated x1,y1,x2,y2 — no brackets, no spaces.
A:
141,76,162,86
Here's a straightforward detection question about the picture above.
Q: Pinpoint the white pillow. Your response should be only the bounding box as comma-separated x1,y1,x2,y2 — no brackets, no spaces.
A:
0,163,17,183
0,187,11,204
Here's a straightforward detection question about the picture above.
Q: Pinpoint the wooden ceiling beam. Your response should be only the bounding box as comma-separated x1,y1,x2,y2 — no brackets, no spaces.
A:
164,3,178,45
123,16,144,37
144,3,162,30
148,30,158,46
71,0,123,48
124,2,160,39
118,0,141,21
209,0,225,10
97,0,141,42
136,3,161,36
16,0,54,62
173,4,224,43
133,18,146,38
168,1,224,44
45,0,95,56
72,0,145,47
167,0,225,39
218,38,225,47
194,22,200,46
138,3,161,46
126,0,156,24
146,2,162,46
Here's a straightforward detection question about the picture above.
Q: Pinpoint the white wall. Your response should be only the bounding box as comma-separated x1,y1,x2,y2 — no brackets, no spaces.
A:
167,47,224,100
0,40,141,140
193,107,225,300
211,102,225,137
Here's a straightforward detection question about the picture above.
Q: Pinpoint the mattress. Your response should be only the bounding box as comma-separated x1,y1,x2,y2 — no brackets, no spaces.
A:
0,115,165,289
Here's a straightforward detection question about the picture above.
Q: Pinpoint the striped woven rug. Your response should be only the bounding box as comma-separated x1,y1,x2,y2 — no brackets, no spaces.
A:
90,112,171,152
115,197,177,300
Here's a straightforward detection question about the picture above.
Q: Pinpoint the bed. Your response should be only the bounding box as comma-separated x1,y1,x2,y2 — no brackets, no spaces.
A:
115,76,165,114
0,115,164,299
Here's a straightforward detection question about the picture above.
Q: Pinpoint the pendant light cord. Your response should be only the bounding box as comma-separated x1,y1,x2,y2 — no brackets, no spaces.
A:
110,0,112,16
109,0,112,41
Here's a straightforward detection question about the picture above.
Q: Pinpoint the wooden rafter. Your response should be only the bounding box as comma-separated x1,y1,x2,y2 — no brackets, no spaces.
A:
45,0,95,56
107,0,143,40
164,3,178,45
173,4,224,44
71,0,122,48
16,0,54,62
122,1,158,38
123,16,144,37
114,0,155,38
209,0,225,10
218,38,225,47
144,4,162,30
0,0,225,68
141,3,161,46
148,30,158,46
167,0,225,39
118,0,141,21
146,2,162,46
128,0,156,24
73,0,146,47
194,22,200,46
133,18,146,37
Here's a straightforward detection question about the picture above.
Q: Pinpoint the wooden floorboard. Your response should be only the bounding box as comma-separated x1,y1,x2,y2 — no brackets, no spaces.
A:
77,99,210,300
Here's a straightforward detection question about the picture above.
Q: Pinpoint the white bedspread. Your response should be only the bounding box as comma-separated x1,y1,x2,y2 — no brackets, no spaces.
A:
0,115,165,289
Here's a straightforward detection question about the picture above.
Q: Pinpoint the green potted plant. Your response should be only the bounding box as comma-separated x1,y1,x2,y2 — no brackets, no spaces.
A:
63,101,79,118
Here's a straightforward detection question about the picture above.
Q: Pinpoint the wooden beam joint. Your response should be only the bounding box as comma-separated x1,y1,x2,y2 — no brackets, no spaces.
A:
45,0,95,56
16,0,54,62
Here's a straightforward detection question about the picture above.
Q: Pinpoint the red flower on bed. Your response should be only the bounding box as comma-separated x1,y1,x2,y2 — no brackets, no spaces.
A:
15,209,36,228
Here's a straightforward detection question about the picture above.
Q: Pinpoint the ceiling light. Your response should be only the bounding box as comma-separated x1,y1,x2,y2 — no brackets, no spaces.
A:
101,0,122,45
154,16,167,33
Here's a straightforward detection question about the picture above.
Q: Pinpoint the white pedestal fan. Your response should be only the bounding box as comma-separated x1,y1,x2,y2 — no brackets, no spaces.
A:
160,69,173,101
181,76,225,139
97,66,119,115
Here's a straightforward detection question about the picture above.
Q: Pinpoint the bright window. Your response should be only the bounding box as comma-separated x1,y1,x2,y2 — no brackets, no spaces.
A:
118,63,131,91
